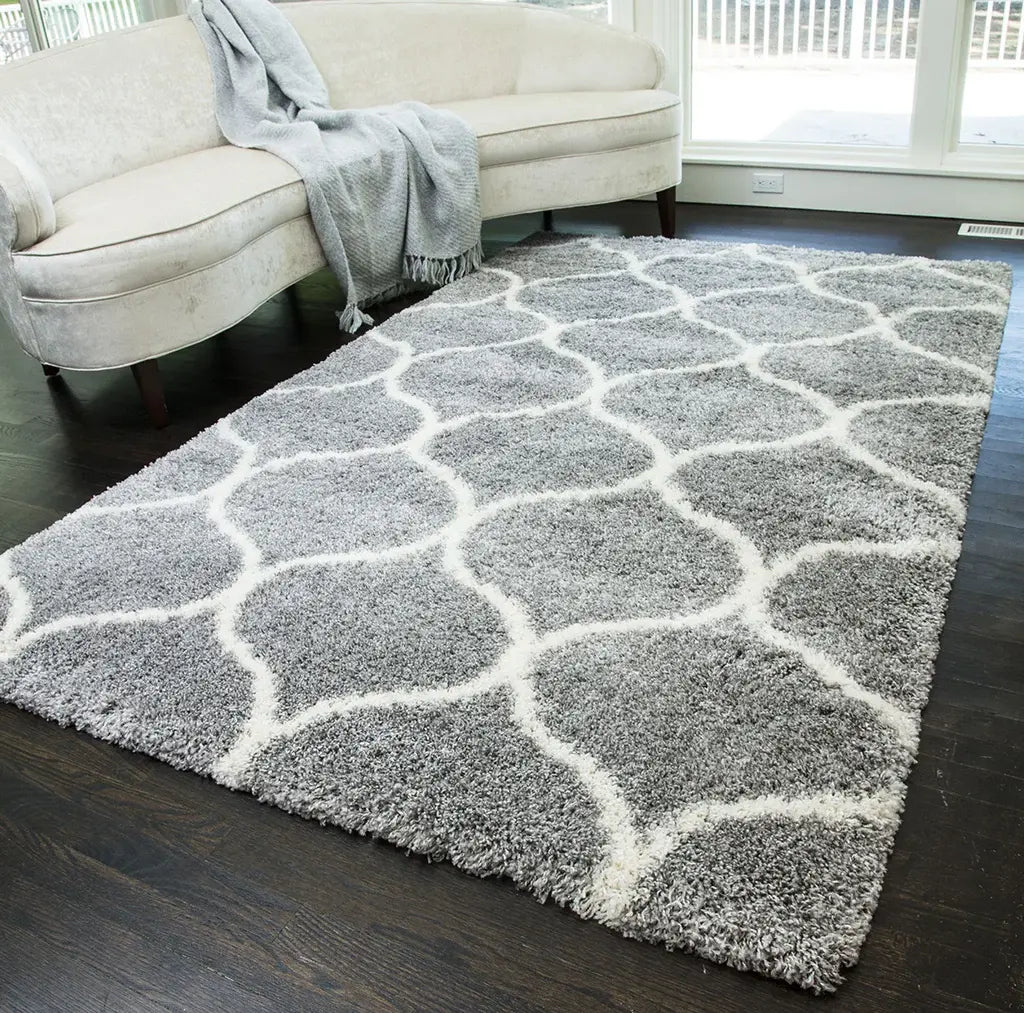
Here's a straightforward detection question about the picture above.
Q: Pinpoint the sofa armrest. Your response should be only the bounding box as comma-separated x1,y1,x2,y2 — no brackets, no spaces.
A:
0,125,56,252
0,151,45,361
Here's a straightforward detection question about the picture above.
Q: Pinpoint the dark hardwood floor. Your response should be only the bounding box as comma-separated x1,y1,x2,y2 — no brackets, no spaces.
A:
1,202,1021,1013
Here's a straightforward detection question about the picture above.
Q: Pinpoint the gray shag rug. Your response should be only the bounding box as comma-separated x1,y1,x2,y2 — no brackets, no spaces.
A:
0,236,1012,992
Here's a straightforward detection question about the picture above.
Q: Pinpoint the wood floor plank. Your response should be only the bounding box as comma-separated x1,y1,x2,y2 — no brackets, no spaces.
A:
1,874,285,1013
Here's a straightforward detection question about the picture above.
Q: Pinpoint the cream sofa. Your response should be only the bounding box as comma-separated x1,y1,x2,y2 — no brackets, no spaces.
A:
0,1,682,425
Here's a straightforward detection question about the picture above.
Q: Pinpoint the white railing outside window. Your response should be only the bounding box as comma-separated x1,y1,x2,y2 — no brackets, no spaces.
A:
694,0,1022,65
970,0,1024,60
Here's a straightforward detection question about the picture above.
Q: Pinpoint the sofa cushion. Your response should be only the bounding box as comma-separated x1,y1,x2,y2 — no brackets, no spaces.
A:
442,90,680,166
14,145,307,301
14,90,680,302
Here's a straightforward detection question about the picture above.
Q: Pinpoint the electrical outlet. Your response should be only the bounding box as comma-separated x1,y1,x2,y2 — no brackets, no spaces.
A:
752,172,784,194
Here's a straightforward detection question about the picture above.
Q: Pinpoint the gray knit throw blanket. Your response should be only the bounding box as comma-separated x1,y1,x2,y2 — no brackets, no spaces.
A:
189,0,483,332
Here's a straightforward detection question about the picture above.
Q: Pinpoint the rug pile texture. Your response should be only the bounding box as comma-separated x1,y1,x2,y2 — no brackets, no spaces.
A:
0,236,1011,991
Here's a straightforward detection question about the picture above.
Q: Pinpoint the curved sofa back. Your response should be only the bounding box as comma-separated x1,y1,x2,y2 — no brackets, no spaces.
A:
291,2,663,106
0,1,663,204
0,17,221,203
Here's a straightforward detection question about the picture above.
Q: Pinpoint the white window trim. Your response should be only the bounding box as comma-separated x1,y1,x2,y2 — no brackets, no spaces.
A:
608,0,635,32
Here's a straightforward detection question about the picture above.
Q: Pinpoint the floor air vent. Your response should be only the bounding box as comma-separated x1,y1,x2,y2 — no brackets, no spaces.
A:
958,222,1024,240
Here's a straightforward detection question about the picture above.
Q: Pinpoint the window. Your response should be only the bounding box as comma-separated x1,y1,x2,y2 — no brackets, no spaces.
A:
689,1,920,146
959,0,1024,146
680,0,1024,162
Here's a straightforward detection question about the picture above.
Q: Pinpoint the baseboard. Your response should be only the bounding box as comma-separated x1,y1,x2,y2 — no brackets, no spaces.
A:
675,162,1024,222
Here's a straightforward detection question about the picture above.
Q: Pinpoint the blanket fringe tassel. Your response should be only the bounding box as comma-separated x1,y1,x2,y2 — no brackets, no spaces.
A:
336,239,484,335
337,302,376,334
404,239,484,288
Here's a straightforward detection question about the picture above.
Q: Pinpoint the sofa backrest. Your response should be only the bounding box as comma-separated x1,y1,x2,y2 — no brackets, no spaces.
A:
289,1,663,106
0,17,222,202
0,1,663,203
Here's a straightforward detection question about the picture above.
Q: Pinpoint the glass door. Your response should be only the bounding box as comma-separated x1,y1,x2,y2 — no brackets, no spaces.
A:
689,1,920,147
958,0,1024,147
671,0,1024,173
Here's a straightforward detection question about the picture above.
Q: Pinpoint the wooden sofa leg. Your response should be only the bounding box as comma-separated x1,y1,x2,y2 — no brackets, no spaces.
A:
655,186,677,239
130,359,169,429
542,209,554,231
42,364,60,378
285,283,302,321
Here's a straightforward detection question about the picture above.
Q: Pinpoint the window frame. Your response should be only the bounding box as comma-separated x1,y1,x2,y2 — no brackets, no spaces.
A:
628,0,1024,184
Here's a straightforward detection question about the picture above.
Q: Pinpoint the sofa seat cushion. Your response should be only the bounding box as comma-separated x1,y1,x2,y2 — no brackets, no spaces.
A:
14,89,680,302
15,145,307,301
441,89,680,166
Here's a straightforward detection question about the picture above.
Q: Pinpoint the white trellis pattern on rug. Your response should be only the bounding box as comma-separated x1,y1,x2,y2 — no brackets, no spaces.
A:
0,236,1011,991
